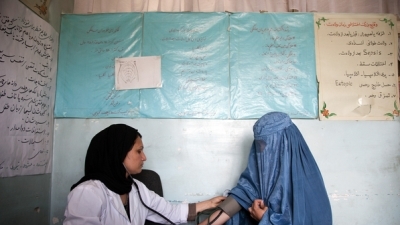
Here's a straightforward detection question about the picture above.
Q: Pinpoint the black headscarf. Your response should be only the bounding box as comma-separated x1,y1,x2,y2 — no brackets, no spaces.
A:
70,124,142,195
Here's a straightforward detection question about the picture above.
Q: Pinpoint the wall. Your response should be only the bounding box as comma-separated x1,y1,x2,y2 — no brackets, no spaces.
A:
49,0,74,32
0,1,73,224
0,174,51,224
51,117,400,225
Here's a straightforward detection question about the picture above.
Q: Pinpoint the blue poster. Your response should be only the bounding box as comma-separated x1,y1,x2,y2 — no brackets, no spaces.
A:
230,13,318,119
141,12,230,119
55,13,142,118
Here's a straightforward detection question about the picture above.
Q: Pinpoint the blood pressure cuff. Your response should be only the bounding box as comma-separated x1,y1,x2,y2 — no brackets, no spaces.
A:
218,196,242,217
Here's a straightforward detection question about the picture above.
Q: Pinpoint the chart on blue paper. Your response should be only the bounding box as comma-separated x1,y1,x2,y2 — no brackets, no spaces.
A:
141,12,230,119
55,13,143,118
230,13,318,119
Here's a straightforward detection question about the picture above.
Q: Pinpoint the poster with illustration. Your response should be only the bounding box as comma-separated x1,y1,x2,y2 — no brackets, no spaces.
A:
55,13,143,118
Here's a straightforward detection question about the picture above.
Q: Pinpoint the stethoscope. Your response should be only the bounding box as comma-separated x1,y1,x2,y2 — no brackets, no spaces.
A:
124,164,176,225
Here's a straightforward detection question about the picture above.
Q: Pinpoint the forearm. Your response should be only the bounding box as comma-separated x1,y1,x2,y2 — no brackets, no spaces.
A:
195,200,215,214
187,201,222,221
197,196,240,225
194,196,226,214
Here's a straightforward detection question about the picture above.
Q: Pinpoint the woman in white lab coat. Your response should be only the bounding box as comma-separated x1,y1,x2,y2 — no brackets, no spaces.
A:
63,124,225,225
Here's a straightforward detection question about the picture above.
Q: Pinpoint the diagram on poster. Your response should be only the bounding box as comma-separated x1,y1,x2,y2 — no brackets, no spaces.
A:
115,56,162,90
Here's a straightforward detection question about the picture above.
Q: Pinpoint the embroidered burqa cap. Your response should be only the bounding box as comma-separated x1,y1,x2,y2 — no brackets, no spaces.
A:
70,124,141,195
227,112,332,225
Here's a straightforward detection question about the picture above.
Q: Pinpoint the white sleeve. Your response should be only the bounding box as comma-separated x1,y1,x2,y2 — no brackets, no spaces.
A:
134,180,189,224
63,181,106,225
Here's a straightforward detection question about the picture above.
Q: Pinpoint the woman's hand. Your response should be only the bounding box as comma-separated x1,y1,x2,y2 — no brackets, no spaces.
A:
196,196,226,213
248,199,268,221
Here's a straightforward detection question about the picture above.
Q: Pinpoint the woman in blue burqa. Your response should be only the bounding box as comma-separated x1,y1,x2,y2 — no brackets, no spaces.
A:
199,112,332,225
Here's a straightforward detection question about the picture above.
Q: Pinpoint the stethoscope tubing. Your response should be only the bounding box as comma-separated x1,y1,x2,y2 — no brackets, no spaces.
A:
130,176,177,225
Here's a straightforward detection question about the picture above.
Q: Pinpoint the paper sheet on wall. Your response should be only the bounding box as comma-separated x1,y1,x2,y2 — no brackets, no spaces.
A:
54,13,143,118
115,56,162,90
315,13,399,120
0,0,58,177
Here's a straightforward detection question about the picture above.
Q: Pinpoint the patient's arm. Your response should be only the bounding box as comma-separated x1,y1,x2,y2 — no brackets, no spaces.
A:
198,196,241,225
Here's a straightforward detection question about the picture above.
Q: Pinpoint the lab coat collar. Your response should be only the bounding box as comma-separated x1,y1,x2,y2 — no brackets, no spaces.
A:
105,186,130,220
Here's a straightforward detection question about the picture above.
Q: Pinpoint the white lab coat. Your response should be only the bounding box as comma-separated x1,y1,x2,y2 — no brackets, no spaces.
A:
63,179,189,225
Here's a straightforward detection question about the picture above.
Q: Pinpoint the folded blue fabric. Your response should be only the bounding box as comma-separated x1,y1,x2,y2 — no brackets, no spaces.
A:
227,112,332,225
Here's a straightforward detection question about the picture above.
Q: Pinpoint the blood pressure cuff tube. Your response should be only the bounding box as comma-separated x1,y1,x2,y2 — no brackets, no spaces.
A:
218,196,242,217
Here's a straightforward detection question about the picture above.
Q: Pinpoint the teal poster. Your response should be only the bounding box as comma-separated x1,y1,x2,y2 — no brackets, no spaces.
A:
141,12,230,119
230,13,318,119
55,13,142,118
55,12,318,119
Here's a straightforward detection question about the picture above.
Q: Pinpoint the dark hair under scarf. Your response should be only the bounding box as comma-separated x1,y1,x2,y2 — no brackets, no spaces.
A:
70,124,142,195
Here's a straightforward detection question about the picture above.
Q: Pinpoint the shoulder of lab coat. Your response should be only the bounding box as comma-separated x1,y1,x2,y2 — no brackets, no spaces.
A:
64,180,110,224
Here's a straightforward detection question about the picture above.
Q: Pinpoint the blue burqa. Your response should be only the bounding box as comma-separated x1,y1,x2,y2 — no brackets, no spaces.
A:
226,112,332,225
